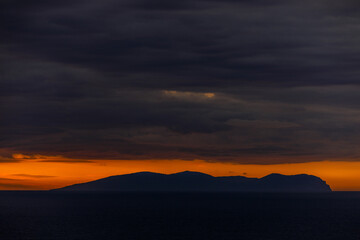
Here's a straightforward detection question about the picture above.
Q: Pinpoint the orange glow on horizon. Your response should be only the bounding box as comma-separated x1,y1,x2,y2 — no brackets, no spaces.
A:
1,157,360,191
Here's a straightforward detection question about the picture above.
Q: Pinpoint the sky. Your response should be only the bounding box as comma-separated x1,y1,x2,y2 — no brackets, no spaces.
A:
1,0,360,190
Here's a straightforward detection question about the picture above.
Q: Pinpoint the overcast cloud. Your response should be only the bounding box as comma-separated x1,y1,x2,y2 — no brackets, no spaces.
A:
1,0,360,163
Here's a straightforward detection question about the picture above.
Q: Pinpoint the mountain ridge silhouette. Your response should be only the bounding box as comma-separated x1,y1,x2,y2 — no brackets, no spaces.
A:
54,171,332,192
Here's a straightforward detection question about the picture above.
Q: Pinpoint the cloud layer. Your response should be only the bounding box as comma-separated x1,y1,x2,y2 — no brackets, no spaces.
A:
2,0,360,163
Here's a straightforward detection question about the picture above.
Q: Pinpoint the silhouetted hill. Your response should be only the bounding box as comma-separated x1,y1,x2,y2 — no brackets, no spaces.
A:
54,171,332,192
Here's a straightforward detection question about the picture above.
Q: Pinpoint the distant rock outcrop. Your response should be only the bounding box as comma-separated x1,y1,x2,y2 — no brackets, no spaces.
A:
54,171,332,192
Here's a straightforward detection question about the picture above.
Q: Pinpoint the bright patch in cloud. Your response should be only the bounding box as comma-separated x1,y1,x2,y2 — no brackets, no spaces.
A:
11,154,82,162
163,90,215,99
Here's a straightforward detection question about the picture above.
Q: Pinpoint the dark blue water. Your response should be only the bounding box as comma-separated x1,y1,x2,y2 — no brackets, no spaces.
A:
0,192,359,240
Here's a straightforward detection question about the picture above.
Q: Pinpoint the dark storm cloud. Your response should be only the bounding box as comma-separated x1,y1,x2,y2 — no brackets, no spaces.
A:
1,0,360,163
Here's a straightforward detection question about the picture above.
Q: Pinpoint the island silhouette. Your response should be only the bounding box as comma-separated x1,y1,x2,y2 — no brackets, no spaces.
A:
54,171,331,192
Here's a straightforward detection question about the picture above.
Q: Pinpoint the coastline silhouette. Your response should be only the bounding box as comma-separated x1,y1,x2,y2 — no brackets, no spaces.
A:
54,171,331,192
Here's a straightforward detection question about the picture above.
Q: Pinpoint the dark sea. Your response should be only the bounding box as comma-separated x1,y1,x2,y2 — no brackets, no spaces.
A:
0,191,359,240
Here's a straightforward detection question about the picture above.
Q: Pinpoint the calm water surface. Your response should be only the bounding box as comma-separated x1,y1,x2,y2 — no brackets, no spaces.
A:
0,192,359,240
